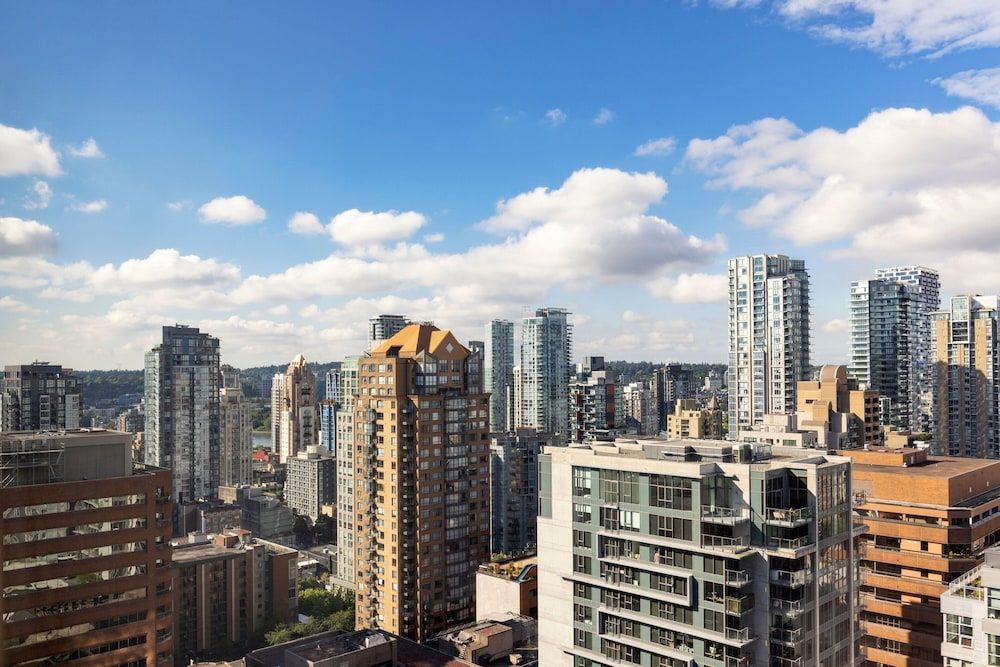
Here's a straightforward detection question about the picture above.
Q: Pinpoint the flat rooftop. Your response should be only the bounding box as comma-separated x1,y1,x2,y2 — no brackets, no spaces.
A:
553,437,845,468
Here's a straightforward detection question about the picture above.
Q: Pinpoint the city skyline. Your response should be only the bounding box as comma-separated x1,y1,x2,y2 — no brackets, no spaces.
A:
2,4,1000,368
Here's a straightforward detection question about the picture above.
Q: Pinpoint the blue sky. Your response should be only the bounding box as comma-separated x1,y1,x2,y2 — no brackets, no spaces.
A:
2,1,999,368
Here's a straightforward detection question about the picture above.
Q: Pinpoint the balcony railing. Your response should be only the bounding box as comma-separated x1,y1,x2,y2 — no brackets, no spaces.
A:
771,627,802,643
770,599,803,615
725,626,752,642
766,507,812,525
725,569,750,586
701,505,750,523
767,536,812,551
725,595,754,615
770,569,811,587
702,534,749,552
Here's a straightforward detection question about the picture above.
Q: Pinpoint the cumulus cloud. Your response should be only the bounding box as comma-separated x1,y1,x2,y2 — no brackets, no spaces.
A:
718,0,1000,57
167,200,190,212
198,195,266,226
0,296,37,313
593,108,616,125
0,123,61,177
328,209,427,246
685,106,1000,274
0,217,57,257
71,199,108,214
647,273,728,303
68,138,104,158
288,211,325,235
545,108,567,126
23,180,53,210
423,232,445,243
634,137,676,157
934,67,1000,110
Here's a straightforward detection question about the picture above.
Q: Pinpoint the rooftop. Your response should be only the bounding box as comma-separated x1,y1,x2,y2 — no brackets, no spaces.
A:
372,323,469,359
245,629,471,667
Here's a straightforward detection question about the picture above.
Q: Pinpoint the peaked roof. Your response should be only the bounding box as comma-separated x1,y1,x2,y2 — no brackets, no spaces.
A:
372,323,469,358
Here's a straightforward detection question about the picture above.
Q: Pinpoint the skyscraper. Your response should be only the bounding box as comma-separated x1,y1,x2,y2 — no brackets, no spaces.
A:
728,255,811,438
354,324,490,641
272,354,318,463
484,319,515,433
324,363,344,401
219,364,252,487
335,356,359,586
932,295,1000,458
368,313,410,351
568,356,617,443
145,324,221,502
850,266,939,433
490,428,547,555
1,362,81,432
519,307,573,442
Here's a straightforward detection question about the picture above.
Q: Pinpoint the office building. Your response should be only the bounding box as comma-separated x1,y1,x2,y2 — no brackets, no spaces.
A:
286,445,336,522
932,295,1000,458
843,446,1000,666
485,319,515,433
335,356,359,587
0,429,173,667
368,314,410,351
1,362,81,432
519,307,573,442
145,324,221,503
273,354,318,463
220,364,252,487
354,324,490,641
666,398,725,440
728,254,811,438
940,547,1000,667
171,530,297,661
491,428,548,555
538,437,860,667
569,356,618,443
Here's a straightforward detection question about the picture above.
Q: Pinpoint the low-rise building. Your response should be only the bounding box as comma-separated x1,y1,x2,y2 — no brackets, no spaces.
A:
244,629,471,667
171,530,298,663
431,614,537,666
666,398,724,440
476,556,538,619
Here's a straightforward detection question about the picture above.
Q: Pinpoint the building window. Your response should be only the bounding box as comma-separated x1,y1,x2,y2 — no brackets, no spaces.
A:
574,603,593,624
990,634,1000,666
574,628,592,649
573,529,593,549
573,468,593,497
945,614,974,647
650,475,692,510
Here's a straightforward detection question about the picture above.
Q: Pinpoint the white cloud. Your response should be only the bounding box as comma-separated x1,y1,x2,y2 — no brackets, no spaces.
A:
23,180,53,210
634,137,676,157
68,138,104,158
0,123,61,177
328,209,427,246
719,0,1000,57
0,217,57,257
685,106,1000,277
822,318,849,333
593,108,616,125
934,67,1000,110
71,199,108,214
167,200,190,212
198,195,266,226
288,211,325,235
0,296,37,313
545,108,567,126
423,232,445,243
647,273,728,303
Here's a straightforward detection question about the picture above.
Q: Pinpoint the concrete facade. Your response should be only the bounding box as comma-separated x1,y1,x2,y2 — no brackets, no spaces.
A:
1,362,82,432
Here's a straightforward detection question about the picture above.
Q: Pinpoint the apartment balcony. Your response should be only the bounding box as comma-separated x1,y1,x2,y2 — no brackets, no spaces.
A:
860,567,948,598
770,569,811,588
725,656,749,667
860,592,942,626
765,507,812,527
723,626,753,644
701,534,749,553
725,569,750,587
770,599,803,616
701,505,750,525
771,656,802,667
725,594,754,616
770,627,803,645
766,535,813,553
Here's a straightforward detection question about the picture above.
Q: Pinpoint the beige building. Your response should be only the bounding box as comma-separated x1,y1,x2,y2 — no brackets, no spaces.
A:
273,354,318,463
354,324,490,642
476,556,538,620
666,398,724,439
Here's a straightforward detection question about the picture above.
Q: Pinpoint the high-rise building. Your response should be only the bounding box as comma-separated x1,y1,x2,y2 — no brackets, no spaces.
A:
795,364,881,449
335,356,359,587
843,446,1000,666
116,405,145,435
932,295,1000,458
270,372,284,451
286,445,336,522
1,362,81,432
568,356,617,443
324,363,344,402
850,266,940,433
485,319,515,433
220,364,252,487
0,429,174,667
728,254,811,438
667,398,725,439
354,324,490,641
940,547,1000,667
538,437,860,667
519,307,572,442
145,324,221,503
490,428,548,555
171,530,297,661
651,364,692,431
621,381,658,435
368,314,410,351
272,354,318,463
